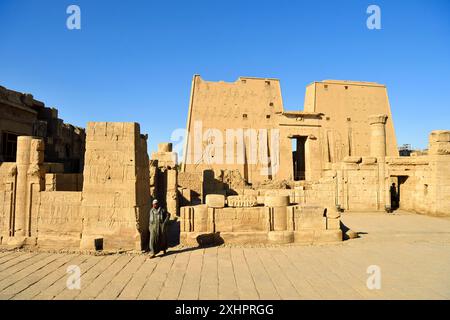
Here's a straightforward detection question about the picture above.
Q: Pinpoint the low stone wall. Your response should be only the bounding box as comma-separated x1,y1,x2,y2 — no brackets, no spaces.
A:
178,171,203,202
179,197,342,246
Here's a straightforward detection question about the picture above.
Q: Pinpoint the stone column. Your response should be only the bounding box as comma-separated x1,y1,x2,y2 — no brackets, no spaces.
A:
13,137,44,239
166,168,178,218
428,130,450,215
429,130,450,156
80,122,149,251
369,114,388,210
369,114,388,158
265,196,293,244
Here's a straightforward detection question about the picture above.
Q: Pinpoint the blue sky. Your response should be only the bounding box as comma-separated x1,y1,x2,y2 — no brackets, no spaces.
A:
1,0,449,153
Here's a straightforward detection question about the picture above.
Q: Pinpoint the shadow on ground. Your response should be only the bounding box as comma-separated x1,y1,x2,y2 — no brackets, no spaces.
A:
340,221,367,240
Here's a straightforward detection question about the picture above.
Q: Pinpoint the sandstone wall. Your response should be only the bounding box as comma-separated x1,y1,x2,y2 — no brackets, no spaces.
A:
304,80,398,159
0,85,85,172
386,131,450,216
182,75,292,184
393,163,433,214
80,122,150,250
35,191,82,248
45,173,82,191
179,201,342,245
0,163,16,242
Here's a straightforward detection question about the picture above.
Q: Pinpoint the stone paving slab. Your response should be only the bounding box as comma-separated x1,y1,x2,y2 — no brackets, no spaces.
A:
0,211,449,300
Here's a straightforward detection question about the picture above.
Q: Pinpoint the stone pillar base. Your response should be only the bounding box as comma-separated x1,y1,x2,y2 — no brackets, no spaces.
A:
268,231,294,244
6,236,37,248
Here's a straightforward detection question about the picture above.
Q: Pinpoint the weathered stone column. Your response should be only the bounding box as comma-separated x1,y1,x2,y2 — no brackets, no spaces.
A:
151,142,179,217
369,114,388,158
166,168,178,218
428,130,450,216
265,196,293,244
13,137,44,239
429,130,450,156
369,114,388,210
80,122,150,251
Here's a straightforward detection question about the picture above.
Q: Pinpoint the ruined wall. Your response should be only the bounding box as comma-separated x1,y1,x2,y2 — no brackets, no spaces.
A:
179,197,342,245
298,131,450,216
80,122,150,250
178,171,202,203
150,143,178,216
331,157,381,211
388,158,432,214
35,191,82,248
387,130,450,216
0,122,151,250
0,86,85,172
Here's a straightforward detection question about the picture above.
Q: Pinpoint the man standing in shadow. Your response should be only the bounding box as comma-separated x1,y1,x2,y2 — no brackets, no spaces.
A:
149,199,170,258
390,183,399,211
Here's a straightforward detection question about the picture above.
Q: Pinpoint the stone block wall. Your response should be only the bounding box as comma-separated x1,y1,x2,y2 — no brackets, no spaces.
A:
0,85,85,172
178,171,203,203
393,164,432,214
387,130,450,216
179,198,342,245
80,122,150,250
35,191,82,248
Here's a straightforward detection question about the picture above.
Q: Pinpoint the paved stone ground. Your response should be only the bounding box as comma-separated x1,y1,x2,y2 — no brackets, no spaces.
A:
0,210,449,300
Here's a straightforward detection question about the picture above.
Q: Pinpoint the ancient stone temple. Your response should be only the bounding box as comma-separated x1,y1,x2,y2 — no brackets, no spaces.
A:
0,86,85,172
0,77,449,250
182,76,397,184
177,75,450,245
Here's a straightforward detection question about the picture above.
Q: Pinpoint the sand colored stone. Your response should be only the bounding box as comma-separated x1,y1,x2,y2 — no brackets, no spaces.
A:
0,77,449,250
0,122,150,250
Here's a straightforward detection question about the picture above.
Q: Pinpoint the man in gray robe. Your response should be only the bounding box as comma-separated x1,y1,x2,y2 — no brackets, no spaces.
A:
149,199,170,258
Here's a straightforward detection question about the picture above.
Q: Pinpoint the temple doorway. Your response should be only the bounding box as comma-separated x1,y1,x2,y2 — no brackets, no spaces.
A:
292,136,307,181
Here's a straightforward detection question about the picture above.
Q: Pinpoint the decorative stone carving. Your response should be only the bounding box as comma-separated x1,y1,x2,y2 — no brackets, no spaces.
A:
27,164,42,178
429,130,450,155
205,194,225,208
227,195,258,207
368,114,388,125
8,164,17,177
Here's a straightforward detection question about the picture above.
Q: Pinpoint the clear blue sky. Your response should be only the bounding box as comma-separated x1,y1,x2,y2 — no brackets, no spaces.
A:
1,0,449,153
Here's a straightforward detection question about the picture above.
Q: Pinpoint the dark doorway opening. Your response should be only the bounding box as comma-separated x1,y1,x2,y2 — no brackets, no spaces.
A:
292,136,307,181
1,132,18,162
390,176,408,210
397,176,408,209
